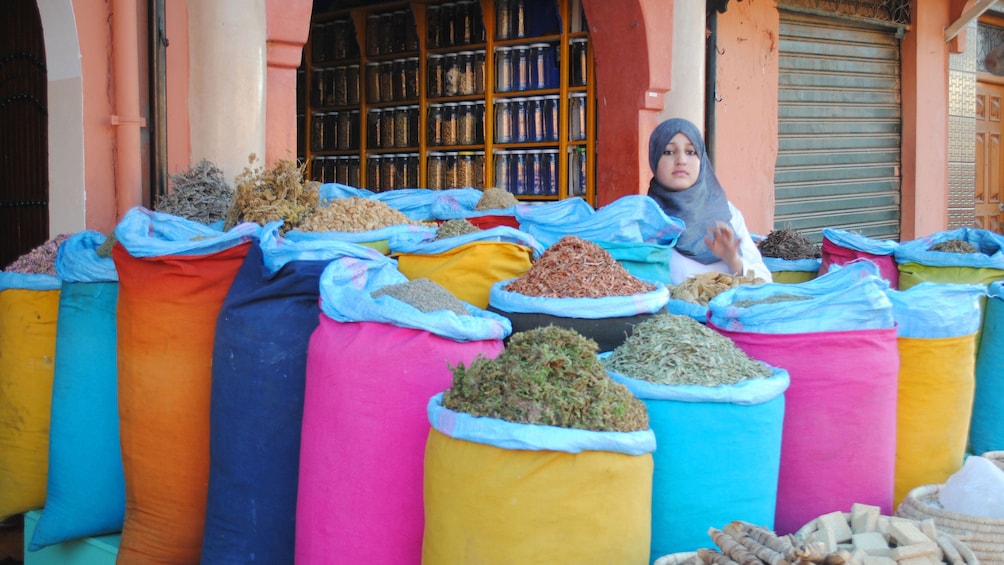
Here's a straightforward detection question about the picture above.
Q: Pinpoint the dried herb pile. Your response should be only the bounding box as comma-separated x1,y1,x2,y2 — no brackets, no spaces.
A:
475,187,519,210
929,239,978,254
504,235,656,298
443,325,649,433
371,278,470,315
603,314,771,387
434,218,480,240
757,227,821,260
670,271,765,305
298,197,426,232
225,154,319,232
156,159,233,225
731,294,813,308
3,233,72,275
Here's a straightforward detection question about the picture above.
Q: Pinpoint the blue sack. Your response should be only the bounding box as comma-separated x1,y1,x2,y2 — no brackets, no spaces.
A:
972,281,1004,454
895,227,1004,269
0,271,60,291
319,252,512,342
823,227,899,256
317,182,375,202
763,256,822,274
429,188,517,220
886,282,985,338
388,226,545,258
517,195,685,248
114,206,259,257
709,260,895,333
55,230,118,283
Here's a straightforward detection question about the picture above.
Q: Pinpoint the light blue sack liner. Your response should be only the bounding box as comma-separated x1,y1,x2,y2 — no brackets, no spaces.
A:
0,271,61,291
518,195,685,247
708,260,895,333
286,223,437,246
427,392,656,456
514,197,594,226
258,221,390,275
373,188,457,221
114,206,259,257
823,227,899,256
388,226,545,258
603,357,790,406
319,253,512,342
55,231,118,283
488,277,669,319
894,227,1004,269
666,299,709,323
886,282,985,338
317,182,375,202
763,257,822,273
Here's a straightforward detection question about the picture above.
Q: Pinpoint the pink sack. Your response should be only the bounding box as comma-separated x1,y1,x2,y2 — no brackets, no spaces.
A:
295,318,504,564
710,322,899,535
820,237,899,289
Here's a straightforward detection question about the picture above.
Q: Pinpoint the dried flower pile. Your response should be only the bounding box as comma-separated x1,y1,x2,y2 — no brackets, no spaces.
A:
371,278,470,315
670,271,765,305
504,236,656,298
434,218,480,240
443,325,649,432
929,239,978,254
756,227,821,260
3,233,72,275
224,154,319,232
156,159,234,225
474,187,519,211
297,196,426,232
603,313,770,387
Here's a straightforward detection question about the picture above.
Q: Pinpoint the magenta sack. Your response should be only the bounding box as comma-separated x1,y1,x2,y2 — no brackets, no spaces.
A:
294,318,504,564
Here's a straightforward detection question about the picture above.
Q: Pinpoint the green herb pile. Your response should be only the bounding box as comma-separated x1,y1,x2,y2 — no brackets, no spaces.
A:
929,239,978,254
603,314,771,387
442,325,649,433
434,218,480,240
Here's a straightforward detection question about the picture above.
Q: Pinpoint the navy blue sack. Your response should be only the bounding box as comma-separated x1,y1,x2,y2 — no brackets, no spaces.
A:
200,241,329,564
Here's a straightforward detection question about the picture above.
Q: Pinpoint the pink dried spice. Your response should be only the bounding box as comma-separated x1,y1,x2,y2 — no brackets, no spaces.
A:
504,235,656,298
3,233,73,275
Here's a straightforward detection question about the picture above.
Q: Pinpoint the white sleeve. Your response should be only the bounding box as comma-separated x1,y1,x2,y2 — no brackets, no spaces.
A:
728,202,773,283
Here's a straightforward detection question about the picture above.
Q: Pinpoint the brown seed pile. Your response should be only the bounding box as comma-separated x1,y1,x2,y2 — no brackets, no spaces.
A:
929,239,978,254
224,154,319,232
757,227,821,260
670,271,765,305
475,187,519,211
434,218,481,240
297,196,425,233
156,159,233,225
504,235,656,298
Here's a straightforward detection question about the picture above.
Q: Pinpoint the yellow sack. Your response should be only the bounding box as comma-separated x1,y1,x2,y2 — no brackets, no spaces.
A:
894,334,977,507
395,241,534,309
897,262,1004,290
422,429,653,564
770,270,817,284
0,286,60,520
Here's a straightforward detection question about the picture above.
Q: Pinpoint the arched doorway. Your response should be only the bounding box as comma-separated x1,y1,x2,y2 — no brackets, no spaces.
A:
0,0,48,269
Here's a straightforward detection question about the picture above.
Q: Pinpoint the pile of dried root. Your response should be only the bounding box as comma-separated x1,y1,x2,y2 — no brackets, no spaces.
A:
224,154,319,232
757,227,821,260
670,271,765,306
297,196,427,232
155,159,233,225
504,235,656,298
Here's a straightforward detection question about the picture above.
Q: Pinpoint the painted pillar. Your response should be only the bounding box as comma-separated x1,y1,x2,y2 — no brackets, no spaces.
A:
264,0,311,167
187,0,267,185
662,2,704,130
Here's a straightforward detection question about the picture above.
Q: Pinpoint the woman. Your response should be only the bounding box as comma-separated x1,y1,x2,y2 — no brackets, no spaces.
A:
647,117,772,285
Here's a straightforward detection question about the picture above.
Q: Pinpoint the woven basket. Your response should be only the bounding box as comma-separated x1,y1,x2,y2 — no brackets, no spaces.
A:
895,451,1004,564
652,552,698,565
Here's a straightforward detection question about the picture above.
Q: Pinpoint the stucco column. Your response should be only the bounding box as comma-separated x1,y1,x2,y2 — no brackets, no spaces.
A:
265,0,311,166
662,2,705,129
187,0,267,185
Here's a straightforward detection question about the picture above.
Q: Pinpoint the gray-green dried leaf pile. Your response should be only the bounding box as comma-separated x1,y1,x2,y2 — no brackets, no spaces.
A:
434,218,480,240
443,325,649,433
156,159,234,225
603,313,771,387
731,293,813,308
371,277,470,316
929,239,978,254
475,187,519,210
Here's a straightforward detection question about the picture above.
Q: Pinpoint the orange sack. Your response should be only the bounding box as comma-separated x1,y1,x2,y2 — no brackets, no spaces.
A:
112,242,250,565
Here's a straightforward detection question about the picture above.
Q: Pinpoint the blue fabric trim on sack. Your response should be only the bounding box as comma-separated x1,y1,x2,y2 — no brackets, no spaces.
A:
823,227,898,256
388,226,545,258
114,206,259,257
886,281,985,338
488,277,670,319
426,393,656,455
55,231,118,283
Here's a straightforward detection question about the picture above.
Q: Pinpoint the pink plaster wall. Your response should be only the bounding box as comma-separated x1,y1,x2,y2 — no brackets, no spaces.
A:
72,0,118,233
166,1,191,177
265,0,312,166
900,1,951,240
713,4,779,236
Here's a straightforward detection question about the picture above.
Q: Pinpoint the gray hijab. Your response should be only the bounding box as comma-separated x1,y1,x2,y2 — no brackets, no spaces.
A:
646,118,732,264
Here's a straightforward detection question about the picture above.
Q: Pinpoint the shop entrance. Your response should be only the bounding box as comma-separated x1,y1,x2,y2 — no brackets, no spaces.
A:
0,0,48,269
976,80,1004,233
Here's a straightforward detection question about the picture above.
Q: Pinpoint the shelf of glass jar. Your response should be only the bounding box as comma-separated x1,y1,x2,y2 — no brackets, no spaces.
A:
491,144,587,199
491,92,587,146
310,109,362,153
310,16,361,65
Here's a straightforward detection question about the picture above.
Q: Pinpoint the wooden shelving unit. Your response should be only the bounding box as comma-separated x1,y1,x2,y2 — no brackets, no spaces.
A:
297,0,595,206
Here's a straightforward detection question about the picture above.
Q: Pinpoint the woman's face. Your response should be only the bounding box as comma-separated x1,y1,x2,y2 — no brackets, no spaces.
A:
655,132,701,191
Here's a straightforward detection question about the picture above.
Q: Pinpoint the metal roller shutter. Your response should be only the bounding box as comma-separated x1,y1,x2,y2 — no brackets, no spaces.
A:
775,11,902,242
